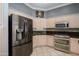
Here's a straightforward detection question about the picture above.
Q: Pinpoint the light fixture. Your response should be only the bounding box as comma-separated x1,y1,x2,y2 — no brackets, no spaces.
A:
36,11,44,18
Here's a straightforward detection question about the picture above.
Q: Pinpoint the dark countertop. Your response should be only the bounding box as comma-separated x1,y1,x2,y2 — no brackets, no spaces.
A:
33,28,79,32
33,28,79,38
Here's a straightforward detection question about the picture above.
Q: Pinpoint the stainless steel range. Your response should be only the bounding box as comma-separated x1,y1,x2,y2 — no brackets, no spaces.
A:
54,34,70,52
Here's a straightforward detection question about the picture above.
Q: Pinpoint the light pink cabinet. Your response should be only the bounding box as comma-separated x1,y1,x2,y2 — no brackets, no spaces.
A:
46,18,55,28
55,14,79,28
33,35,47,48
33,35,54,48
33,19,46,29
46,14,79,28
66,14,79,28
70,38,79,54
47,36,54,47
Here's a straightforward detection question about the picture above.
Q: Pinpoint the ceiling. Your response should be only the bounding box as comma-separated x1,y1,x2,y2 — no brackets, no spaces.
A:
25,3,71,11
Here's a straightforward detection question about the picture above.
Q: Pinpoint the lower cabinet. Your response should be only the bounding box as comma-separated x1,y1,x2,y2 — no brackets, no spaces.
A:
47,36,54,47
33,35,47,48
33,36,39,48
70,38,79,54
38,35,47,46
33,35,54,48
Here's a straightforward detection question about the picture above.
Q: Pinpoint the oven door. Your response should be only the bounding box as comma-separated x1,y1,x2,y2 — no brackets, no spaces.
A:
55,39,69,45
54,34,70,52
55,43,69,51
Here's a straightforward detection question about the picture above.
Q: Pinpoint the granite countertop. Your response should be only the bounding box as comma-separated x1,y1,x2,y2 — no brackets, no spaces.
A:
33,28,79,32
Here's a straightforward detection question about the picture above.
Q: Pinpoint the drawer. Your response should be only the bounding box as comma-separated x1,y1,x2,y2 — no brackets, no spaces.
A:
55,43,69,51
33,31,46,35
55,39,69,45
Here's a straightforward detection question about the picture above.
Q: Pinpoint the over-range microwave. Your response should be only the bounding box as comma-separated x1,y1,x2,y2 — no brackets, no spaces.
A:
55,21,69,28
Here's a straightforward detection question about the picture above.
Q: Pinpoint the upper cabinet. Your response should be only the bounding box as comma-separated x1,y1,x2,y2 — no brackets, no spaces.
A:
46,14,79,28
46,18,55,28
33,18,46,30
67,14,79,28
55,14,79,28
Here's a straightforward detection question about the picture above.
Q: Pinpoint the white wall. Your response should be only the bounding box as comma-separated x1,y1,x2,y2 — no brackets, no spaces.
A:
46,4,79,18
9,3,36,18
0,3,8,56
0,3,3,55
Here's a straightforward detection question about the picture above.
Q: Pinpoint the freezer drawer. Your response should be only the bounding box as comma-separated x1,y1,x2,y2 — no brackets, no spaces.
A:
12,42,33,56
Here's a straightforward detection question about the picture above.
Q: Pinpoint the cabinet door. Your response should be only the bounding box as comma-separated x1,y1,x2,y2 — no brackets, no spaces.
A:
33,19,46,29
70,38,79,54
67,14,79,28
46,19,55,28
33,35,47,48
33,36,39,48
47,36,54,47
38,35,47,46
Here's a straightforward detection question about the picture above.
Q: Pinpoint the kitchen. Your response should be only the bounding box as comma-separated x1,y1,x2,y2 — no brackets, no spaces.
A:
8,3,79,56
0,3,79,56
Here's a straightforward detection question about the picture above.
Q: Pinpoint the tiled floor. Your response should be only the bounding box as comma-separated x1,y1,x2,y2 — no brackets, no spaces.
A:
31,46,76,56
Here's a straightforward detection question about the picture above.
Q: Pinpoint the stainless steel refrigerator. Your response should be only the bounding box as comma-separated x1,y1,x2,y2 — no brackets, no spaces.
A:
8,14,33,56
